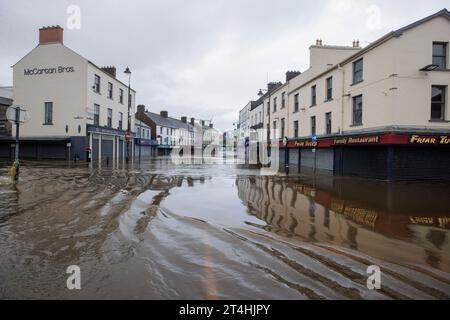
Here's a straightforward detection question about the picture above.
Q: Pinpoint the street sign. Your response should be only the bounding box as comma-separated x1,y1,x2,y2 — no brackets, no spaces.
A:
66,142,72,148
6,106,29,123
312,134,317,144
125,131,133,142
283,136,288,147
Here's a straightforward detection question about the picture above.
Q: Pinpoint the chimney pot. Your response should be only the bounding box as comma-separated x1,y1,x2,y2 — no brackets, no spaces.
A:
101,66,117,78
160,111,168,118
190,118,195,125
39,25,64,45
137,105,146,113
181,116,187,123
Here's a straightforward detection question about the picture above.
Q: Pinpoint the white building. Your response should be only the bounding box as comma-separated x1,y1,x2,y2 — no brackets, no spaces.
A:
10,25,136,162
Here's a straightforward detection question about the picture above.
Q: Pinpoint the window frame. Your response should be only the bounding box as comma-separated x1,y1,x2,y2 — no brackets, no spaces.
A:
352,95,363,126
294,94,299,113
118,112,123,130
433,42,448,70
294,120,299,138
119,88,124,104
107,108,113,128
273,97,277,113
326,77,333,101
311,85,317,106
431,85,447,121
353,58,364,84
94,74,101,93
44,102,53,125
281,92,286,109
94,104,100,126
325,112,332,135
108,82,113,99
310,116,316,136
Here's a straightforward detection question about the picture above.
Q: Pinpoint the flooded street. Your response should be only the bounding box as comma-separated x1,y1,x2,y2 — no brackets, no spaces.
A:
0,159,449,300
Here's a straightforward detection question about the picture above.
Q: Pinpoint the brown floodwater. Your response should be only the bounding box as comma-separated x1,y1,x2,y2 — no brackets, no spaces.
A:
0,158,449,299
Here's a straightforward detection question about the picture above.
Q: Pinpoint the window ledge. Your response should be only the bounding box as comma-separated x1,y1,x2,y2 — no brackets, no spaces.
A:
429,119,450,123
350,80,364,86
349,123,363,127
310,104,317,108
324,98,334,103
43,123,54,126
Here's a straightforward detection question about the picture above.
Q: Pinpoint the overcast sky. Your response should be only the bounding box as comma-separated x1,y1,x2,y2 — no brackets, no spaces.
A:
0,0,448,131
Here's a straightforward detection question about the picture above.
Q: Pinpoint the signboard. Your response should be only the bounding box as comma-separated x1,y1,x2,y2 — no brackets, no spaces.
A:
6,106,29,123
409,135,450,145
23,66,75,76
312,134,317,144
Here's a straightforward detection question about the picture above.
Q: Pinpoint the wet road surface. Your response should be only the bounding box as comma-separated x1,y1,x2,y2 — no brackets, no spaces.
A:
0,158,449,299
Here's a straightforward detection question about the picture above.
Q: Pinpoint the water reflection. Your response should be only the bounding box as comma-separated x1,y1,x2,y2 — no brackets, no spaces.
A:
0,160,449,299
236,176,450,272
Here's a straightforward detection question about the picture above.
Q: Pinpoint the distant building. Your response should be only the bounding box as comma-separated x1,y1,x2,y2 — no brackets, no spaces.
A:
135,106,194,156
0,86,13,141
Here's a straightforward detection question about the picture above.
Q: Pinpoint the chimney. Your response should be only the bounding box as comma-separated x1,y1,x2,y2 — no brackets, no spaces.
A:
190,118,195,125
286,71,301,82
181,116,187,123
39,25,64,45
201,120,205,126
353,40,360,48
267,82,280,92
101,66,117,78
209,123,213,128
137,104,146,113
160,111,168,118
315,38,323,46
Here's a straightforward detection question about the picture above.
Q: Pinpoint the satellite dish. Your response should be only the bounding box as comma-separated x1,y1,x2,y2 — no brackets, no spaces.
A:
6,106,30,124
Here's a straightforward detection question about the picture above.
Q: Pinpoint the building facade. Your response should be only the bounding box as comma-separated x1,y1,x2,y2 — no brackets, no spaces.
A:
4,26,136,162
248,9,450,180
0,86,13,143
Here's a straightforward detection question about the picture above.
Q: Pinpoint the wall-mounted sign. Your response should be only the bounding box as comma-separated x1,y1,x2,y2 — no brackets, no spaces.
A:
334,136,380,145
24,66,75,76
294,140,317,147
410,135,450,145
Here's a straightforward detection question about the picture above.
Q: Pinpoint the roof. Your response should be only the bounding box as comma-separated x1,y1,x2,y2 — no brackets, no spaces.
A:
340,8,450,66
0,97,13,106
290,8,450,94
144,111,193,131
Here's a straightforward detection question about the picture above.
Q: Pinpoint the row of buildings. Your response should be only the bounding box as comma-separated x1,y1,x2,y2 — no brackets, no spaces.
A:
237,9,450,180
0,25,219,162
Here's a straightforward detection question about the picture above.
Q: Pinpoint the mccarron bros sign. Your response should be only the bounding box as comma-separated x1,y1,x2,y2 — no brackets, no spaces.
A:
283,134,450,148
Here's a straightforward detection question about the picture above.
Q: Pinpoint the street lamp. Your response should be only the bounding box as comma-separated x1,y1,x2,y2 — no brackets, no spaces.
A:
124,67,132,164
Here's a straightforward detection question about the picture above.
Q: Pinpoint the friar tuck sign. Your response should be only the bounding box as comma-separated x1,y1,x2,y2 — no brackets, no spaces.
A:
24,66,75,76
410,135,450,145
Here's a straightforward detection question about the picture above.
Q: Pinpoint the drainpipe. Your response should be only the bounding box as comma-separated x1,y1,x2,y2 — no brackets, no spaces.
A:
340,64,345,135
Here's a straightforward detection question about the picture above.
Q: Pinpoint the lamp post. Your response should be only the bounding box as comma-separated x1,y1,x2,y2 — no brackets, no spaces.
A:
124,67,132,164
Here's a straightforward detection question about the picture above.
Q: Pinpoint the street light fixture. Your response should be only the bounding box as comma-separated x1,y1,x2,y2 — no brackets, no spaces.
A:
124,67,132,164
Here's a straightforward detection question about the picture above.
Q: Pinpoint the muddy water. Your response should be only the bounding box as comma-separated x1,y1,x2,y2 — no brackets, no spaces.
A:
0,159,449,299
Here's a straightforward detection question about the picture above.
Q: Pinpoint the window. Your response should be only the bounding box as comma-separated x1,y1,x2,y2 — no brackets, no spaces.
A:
44,102,53,124
326,77,333,100
281,118,285,138
119,89,124,104
353,58,364,84
94,74,101,93
160,127,163,134
281,92,286,109
167,128,169,135
431,86,447,120
294,121,299,138
294,94,299,112
311,116,316,136
433,42,448,70
273,121,277,138
325,112,332,135
94,104,100,126
119,112,123,130
107,108,112,128
273,97,277,113
311,85,317,106
108,82,113,99
267,101,270,116
352,95,363,126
